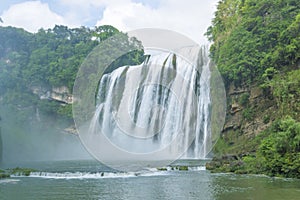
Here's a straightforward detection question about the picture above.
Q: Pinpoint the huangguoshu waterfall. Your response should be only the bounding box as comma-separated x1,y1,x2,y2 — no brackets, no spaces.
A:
89,49,211,159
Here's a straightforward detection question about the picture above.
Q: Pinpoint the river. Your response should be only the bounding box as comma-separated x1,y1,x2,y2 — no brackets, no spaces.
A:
0,160,299,200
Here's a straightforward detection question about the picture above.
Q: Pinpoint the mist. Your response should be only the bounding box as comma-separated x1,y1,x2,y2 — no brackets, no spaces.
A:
0,105,91,168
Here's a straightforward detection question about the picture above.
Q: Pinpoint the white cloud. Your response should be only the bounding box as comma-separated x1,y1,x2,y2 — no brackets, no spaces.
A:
0,1,69,32
96,0,218,44
57,0,133,26
0,0,218,44
59,0,131,7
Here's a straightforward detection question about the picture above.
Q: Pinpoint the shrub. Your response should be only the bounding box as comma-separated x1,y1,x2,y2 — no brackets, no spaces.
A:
239,93,250,106
242,107,254,121
258,116,300,178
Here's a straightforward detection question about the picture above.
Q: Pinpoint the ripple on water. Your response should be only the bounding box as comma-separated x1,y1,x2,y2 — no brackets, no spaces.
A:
0,179,20,184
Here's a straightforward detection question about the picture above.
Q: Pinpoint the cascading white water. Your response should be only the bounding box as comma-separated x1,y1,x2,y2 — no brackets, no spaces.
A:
194,52,211,158
89,49,211,159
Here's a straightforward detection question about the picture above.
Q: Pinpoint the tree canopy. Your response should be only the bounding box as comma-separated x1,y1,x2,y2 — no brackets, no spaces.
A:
0,25,144,119
206,0,300,85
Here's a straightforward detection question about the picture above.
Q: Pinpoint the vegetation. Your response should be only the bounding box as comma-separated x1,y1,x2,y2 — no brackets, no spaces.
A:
207,117,300,178
258,117,300,178
0,168,9,178
0,0,299,179
206,0,300,178
9,167,37,176
206,0,300,86
0,173,10,179
0,167,38,178
0,25,144,121
264,69,300,119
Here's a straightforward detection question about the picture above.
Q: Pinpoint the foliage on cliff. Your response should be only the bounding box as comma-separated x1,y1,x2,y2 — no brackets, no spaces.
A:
0,25,144,119
206,0,300,85
206,0,300,178
258,117,300,178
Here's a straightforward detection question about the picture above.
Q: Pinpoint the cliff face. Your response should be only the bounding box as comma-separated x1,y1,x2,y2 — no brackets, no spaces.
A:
217,83,277,155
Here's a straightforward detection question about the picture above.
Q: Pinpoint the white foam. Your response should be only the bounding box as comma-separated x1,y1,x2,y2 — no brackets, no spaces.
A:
16,170,169,180
188,166,206,171
11,165,205,180
0,179,20,184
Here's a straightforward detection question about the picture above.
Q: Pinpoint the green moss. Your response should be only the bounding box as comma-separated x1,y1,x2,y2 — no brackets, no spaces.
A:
157,167,167,171
213,129,262,157
10,167,37,176
212,137,230,156
178,166,188,171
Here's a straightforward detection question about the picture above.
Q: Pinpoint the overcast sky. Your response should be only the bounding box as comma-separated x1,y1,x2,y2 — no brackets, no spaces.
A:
0,0,218,44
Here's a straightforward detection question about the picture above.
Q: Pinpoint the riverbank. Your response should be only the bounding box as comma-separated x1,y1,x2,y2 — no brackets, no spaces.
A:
206,152,300,179
205,154,263,175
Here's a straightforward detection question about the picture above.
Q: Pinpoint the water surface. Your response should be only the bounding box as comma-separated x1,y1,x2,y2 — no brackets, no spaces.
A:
1,160,299,200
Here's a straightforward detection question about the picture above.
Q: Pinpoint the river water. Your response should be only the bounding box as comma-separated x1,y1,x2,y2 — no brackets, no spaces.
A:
0,160,299,200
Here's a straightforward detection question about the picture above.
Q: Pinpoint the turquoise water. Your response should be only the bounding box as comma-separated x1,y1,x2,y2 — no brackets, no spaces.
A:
1,160,299,200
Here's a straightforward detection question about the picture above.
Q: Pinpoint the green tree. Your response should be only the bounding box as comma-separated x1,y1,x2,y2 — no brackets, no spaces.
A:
206,0,300,85
258,117,300,178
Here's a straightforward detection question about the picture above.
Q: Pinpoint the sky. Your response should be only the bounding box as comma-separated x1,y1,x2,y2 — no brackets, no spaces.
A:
0,0,219,44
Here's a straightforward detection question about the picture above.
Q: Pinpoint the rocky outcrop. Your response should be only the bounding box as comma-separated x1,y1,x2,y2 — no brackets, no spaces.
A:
31,86,73,104
63,126,78,135
51,86,73,104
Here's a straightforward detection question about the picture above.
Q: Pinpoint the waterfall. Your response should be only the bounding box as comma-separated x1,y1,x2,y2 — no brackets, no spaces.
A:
89,49,211,159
